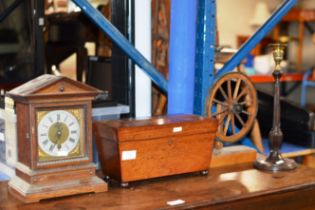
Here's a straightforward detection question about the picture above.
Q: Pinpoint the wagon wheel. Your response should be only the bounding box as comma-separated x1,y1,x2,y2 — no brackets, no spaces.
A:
206,72,257,143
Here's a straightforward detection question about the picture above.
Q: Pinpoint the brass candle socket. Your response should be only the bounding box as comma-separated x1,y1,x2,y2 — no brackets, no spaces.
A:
270,43,286,72
254,43,297,172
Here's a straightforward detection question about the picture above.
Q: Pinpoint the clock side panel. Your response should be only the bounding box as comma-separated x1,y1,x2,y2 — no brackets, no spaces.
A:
87,101,93,163
16,102,32,168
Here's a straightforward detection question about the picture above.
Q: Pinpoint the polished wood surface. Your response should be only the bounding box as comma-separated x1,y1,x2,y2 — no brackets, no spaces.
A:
94,115,218,184
1,165,315,209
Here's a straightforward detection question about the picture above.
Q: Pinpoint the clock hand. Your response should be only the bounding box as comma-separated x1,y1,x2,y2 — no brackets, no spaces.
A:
53,122,62,150
56,122,63,150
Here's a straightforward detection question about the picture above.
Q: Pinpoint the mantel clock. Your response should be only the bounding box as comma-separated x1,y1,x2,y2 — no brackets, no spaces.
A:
7,74,107,203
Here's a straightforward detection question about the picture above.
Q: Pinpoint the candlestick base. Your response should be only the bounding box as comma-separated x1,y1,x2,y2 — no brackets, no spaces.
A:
254,152,297,172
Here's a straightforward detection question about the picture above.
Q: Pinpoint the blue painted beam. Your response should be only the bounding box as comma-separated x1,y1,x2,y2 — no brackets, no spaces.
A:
168,0,197,114
215,0,297,80
0,0,24,23
71,0,168,93
194,0,216,115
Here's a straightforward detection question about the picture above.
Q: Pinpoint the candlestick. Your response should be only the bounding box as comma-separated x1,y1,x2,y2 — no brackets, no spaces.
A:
254,43,297,172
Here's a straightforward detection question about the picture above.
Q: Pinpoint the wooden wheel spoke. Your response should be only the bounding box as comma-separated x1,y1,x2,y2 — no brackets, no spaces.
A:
218,112,228,124
213,99,228,107
236,88,248,101
219,86,229,101
233,78,241,99
224,114,231,136
211,109,227,117
235,113,245,126
227,80,232,100
241,110,251,115
239,100,252,106
231,114,236,134
218,113,227,133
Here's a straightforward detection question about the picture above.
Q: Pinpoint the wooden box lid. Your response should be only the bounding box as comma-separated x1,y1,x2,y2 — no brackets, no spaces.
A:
93,115,218,142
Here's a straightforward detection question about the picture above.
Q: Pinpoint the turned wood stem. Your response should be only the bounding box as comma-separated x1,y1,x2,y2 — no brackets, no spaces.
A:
269,70,283,153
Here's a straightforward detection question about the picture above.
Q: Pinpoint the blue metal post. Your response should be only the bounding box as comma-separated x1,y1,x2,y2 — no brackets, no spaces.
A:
215,0,297,80
71,0,168,93
194,0,216,115
168,0,197,115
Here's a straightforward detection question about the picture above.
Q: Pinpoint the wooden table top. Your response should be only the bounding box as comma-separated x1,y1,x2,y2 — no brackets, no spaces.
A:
1,164,315,210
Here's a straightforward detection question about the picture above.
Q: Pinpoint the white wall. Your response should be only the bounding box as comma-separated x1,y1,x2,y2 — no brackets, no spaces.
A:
135,0,152,118
217,0,259,48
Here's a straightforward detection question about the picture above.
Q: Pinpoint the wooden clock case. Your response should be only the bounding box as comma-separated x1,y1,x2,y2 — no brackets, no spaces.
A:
7,74,107,203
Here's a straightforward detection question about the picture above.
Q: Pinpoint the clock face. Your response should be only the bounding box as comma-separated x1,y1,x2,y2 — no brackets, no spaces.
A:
37,108,86,163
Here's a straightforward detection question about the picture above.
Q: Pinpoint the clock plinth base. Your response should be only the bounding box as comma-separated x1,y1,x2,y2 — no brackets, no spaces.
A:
8,163,107,203
8,175,107,203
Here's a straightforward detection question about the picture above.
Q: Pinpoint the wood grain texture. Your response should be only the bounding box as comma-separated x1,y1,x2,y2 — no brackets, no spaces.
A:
1,165,315,209
15,103,31,168
118,133,214,182
93,115,217,183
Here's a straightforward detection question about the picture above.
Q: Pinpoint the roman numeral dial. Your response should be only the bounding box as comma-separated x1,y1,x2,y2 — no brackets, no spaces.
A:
37,110,82,158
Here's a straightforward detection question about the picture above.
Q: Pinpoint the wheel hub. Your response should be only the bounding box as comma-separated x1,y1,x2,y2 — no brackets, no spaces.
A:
233,103,243,114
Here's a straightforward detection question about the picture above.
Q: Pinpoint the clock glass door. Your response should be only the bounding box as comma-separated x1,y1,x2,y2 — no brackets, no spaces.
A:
36,107,86,164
